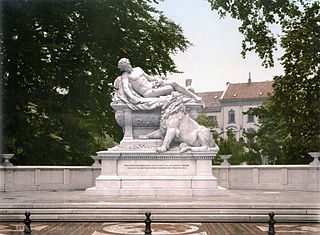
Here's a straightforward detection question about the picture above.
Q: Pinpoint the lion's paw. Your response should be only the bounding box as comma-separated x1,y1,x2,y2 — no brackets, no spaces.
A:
179,143,189,148
179,143,191,153
156,146,167,152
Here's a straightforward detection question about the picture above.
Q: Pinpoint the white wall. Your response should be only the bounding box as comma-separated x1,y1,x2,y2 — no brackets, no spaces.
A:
0,166,100,192
212,165,320,192
241,105,259,133
220,99,264,139
1,165,319,192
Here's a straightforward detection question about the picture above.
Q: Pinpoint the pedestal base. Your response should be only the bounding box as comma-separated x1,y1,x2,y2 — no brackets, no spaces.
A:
86,186,227,196
86,142,228,196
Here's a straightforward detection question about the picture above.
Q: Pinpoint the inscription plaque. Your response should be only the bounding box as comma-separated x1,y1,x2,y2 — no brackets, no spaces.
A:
124,164,190,170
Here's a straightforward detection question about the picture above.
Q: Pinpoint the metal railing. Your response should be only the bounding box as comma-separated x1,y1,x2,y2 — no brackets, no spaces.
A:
23,211,276,235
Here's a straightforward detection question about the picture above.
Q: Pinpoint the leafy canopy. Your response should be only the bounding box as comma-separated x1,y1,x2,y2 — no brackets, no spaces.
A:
208,0,319,163
1,0,190,165
197,110,219,136
197,114,252,165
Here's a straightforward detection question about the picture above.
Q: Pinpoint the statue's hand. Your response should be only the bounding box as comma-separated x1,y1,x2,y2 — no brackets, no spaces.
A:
156,78,165,86
131,97,141,104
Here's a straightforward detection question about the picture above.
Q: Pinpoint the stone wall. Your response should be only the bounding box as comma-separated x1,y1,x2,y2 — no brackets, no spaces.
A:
0,165,319,192
0,166,100,192
212,165,320,192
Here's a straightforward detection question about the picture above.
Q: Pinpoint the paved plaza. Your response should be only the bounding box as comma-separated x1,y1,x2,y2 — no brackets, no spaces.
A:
0,221,320,234
0,189,319,234
0,189,319,222
1,189,319,205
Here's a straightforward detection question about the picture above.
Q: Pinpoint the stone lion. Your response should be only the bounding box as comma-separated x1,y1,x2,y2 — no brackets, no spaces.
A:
139,92,219,153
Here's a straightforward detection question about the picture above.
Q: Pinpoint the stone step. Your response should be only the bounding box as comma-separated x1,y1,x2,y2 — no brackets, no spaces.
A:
0,213,319,222
0,205,319,222
0,208,319,215
0,203,318,209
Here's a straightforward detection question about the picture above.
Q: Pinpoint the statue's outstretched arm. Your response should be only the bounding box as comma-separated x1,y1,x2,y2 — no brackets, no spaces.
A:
142,69,157,82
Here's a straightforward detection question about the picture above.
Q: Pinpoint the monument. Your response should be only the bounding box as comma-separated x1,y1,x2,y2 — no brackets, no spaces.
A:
86,58,227,196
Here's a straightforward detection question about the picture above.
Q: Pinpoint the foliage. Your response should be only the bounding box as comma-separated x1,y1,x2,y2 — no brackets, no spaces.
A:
215,129,247,165
93,134,117,153
198,112,264,165
1,0,190,165
208,0,319,164
216,135,232,155
242,129,269,165
197,110,219,139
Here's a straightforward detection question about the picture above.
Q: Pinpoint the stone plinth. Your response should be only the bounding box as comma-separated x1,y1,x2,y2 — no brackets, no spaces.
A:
111,101,203,139
86,141,227,196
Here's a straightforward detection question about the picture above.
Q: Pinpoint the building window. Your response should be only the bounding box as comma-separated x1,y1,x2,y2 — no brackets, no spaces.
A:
209,116,217,120
247,114,254,123
228,109,235,123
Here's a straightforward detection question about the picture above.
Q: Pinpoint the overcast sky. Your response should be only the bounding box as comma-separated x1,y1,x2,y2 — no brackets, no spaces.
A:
154,0,284,92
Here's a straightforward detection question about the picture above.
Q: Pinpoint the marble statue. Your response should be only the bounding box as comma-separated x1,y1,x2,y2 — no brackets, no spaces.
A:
117,58,201,100
111,58,218,153
113,58,201,110
140,92,219,153
85,58,226,196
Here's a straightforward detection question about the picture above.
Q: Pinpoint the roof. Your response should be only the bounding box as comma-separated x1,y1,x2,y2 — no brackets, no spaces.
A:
196,91,223,108
221,81,274,100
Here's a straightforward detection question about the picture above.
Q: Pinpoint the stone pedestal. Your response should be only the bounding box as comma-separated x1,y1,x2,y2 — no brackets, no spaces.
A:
86,140,227,196
112,100,203,139
309,152,320,166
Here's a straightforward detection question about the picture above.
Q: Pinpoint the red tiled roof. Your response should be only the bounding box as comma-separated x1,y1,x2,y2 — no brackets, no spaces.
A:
196,91,223,108
221,81,274,100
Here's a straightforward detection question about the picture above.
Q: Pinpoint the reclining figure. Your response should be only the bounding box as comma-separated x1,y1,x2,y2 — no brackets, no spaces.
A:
114,58,201,110
114,58,217,152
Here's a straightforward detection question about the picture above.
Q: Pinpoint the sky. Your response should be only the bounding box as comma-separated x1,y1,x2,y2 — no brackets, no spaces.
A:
153,0,284,92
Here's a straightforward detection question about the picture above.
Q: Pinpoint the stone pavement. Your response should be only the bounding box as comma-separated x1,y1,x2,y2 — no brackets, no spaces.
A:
0,222,320,234
1,189,319,204
0,189,320,223
1,189,320,223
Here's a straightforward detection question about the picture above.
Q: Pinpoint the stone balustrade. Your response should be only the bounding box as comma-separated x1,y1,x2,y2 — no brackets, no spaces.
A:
0,166,100,192
212,165,320,192
0,165,319,192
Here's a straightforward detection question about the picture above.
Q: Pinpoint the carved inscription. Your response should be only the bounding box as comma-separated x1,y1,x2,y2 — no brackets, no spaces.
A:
124,164,189,170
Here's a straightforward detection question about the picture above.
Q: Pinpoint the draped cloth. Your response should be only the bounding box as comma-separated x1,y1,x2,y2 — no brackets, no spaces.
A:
112,76,169,110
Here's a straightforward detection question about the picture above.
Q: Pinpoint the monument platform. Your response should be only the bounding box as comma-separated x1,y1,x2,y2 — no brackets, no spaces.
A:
86,140,227,196
0,189,319,222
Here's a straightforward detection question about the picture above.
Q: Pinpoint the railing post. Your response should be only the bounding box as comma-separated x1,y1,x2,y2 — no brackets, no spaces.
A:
144,212,152,235
268,212,276,235
24,211,31,234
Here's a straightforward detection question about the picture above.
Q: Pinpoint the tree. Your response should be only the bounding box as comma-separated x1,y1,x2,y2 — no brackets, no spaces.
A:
197,113,251,165
242,129,270,165
197,110,219,139
208,0,319,163
1,0,190,165
215,129,247,165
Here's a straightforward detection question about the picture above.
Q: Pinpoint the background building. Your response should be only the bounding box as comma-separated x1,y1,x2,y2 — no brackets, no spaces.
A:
196,90,223,126
196,79,274,140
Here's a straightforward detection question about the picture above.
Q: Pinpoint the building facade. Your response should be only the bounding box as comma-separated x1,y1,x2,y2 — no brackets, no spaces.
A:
196,91,223,127
196,80,274,140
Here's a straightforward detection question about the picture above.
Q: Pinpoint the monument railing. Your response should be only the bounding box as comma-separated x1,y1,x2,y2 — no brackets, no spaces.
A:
0,164,318,192
212,165,320,192
0,166,100,192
